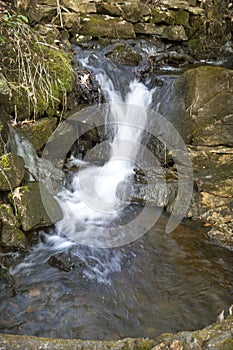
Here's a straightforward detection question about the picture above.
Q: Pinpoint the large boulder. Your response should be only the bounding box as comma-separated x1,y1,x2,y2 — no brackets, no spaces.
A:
155,66,233,144
10,182,63,231
149,65,233,248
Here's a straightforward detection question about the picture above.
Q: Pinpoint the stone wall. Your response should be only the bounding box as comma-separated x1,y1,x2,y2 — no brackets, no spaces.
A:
14,0,233,53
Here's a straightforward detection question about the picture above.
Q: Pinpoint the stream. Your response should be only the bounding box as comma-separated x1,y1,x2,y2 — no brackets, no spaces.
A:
0,40,233,340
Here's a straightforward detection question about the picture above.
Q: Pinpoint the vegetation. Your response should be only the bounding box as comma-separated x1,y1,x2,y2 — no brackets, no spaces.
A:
0,10,73,121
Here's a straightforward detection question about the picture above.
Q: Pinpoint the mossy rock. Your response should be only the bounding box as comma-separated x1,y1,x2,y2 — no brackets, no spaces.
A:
0,204,18,227
157,66,233,144
119,2,144,23
151,8,173,24
106,44,142,66
0,205,27,251
0,153,25,191
10,182,63,231
0,225,28,251
182,66,233,142
170,9,190,27
0,317,233,349
14,117,57,151
80,14,136,39
1,22,74,121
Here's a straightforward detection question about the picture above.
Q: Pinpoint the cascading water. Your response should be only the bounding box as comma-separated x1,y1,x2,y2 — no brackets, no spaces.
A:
3,42,233,341
55,69,155,248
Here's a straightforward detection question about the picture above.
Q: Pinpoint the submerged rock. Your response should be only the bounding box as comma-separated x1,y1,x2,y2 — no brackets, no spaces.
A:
48,252,86,272
106,44,142,66
10,182,63,231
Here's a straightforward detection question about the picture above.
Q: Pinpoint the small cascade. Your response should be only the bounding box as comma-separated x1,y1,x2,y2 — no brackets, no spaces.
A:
7,125,38,181
55,67,154,248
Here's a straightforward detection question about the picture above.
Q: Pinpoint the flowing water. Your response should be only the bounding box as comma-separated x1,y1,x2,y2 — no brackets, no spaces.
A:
0,41,233,340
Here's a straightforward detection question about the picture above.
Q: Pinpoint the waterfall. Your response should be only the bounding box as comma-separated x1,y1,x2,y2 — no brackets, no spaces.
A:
7,125,38,181
55,65,154,248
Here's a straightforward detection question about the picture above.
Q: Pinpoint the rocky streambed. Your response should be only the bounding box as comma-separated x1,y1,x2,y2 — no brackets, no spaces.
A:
0,0,233,349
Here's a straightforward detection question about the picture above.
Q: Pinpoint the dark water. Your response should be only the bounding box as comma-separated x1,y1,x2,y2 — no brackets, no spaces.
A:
0,212,232,340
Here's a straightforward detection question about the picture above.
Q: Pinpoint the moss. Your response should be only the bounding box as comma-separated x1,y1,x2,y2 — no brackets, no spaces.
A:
80,14,135,39
1,20,74,121
170,10,189,28
15,230,26,242
151,8,172,24
0,154,11,169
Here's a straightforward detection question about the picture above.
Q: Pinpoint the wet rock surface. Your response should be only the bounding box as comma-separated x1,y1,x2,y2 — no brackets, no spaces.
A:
48,252,86,272
10,182,63,231
13,118,57,151
0,316,233,349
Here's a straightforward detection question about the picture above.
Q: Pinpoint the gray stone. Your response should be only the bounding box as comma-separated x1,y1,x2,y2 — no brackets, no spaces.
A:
28,5,57,23
0,204,18,227
61,12,80,30
1,225,27,251
0,316,233,349
61,0,96,13
160,25,188,41
134,23,187,40
11,182,63,231
14,118,57,151
134,22,165,36
80,14,135,39
119,2,144,23
96,2,121,16
0,153,25,191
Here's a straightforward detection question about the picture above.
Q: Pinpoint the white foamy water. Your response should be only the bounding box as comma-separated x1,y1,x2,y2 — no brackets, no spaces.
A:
55,73,154,248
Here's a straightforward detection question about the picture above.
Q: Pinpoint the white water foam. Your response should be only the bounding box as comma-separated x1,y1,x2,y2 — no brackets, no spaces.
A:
55,73,154,248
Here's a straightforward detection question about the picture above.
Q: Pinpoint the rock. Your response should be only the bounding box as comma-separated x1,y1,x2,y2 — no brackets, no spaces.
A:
14,118,57,151
0,204,18,227
134,22,165,36
154,66,233,144
10,182,63,231
151,8,173,24
61,0,96,13
0,153,25,191
48,252,85,272
193,114,233,147
0,204,28,251
0,316,233,349
1,225,28,251
96,2,121,17
119,2,144,23
134,23,188,40
161,0,190,10
61,12,80,33
1,21,74,120
105,44,142,66
160,25,188,41
170,9,190,27
80,14,136,39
